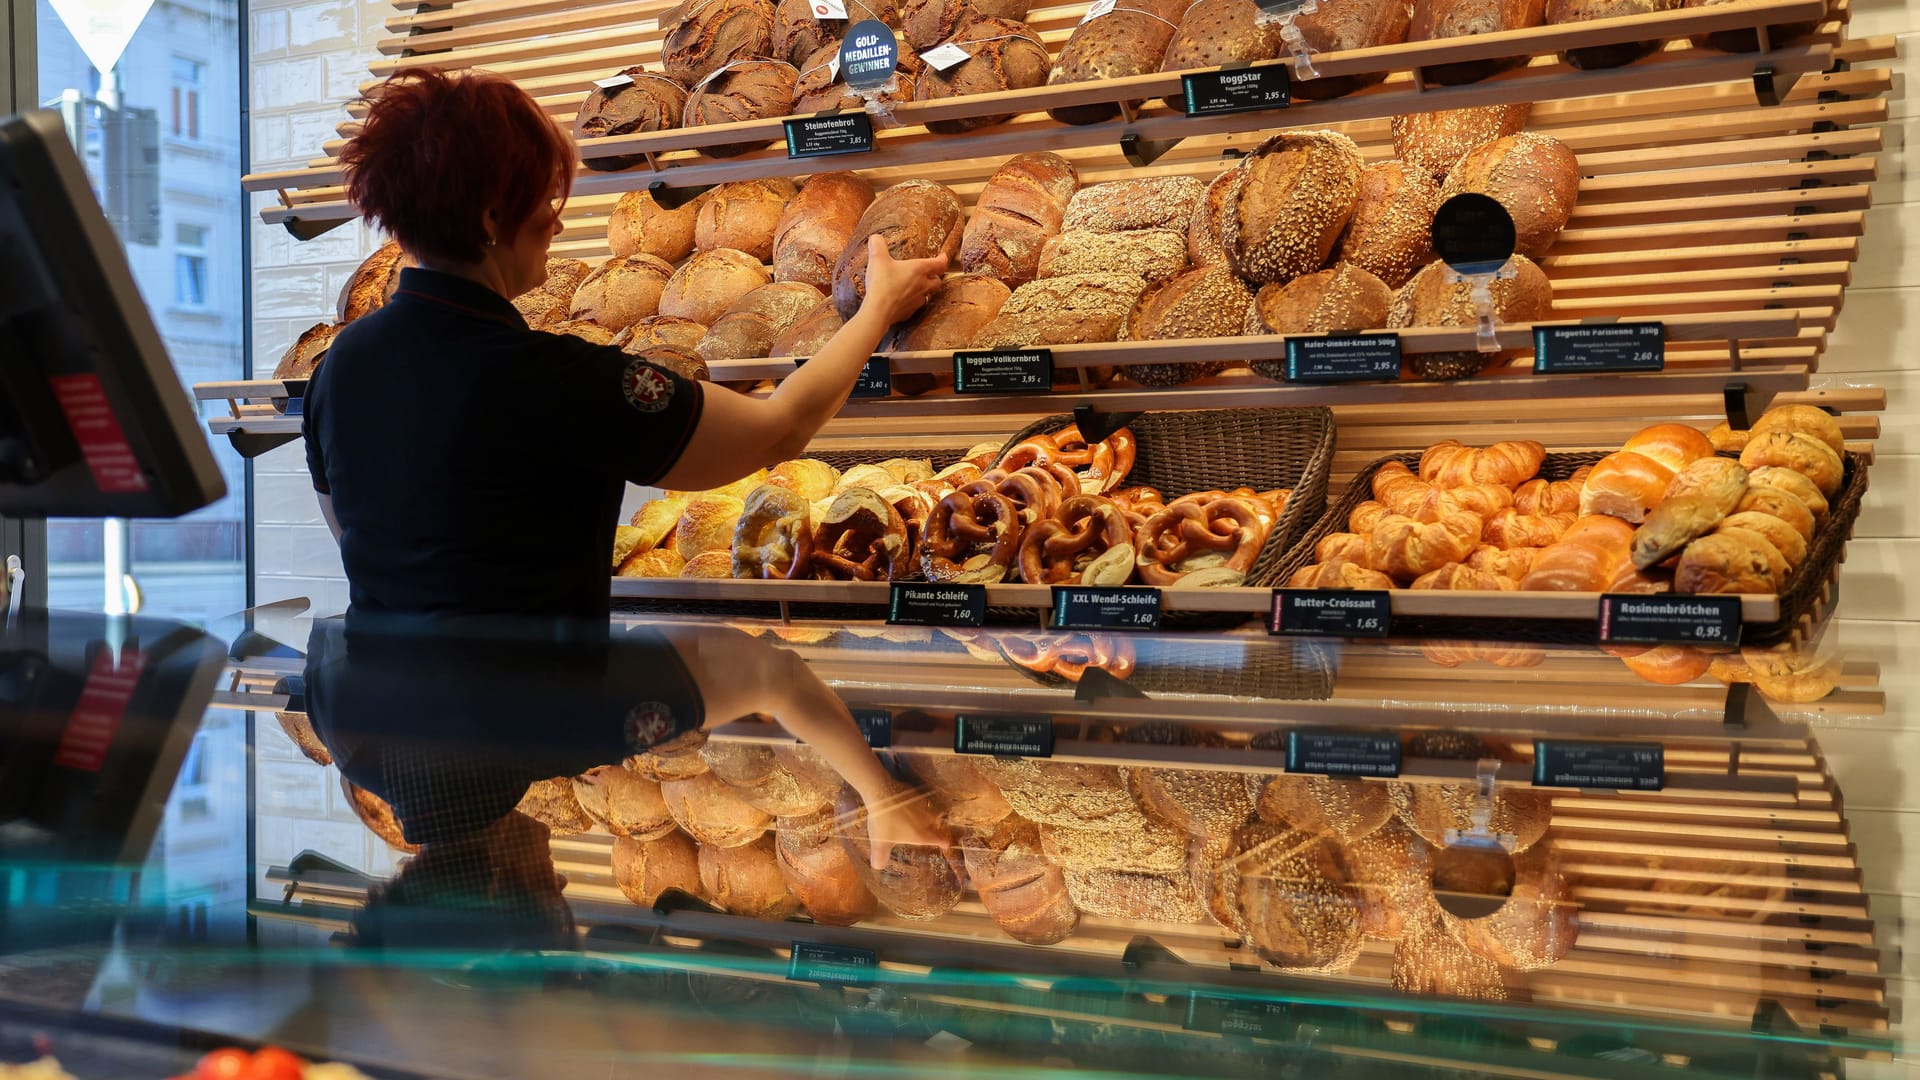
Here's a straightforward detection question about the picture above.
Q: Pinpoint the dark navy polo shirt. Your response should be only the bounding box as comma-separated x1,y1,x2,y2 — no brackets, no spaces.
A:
303,268,703,622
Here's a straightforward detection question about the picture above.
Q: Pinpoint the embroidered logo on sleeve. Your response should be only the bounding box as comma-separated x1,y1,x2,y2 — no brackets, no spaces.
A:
623,359,674,413
625,701,679,750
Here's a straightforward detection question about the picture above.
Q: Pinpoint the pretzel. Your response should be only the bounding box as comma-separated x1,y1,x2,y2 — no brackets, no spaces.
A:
732,485,813,579
965,467,1063,525
998,434,1061,473
922,489,1024,583
879,485,938,561
1017,494,1137,585
1109,485,1164,514
999,632,1136,682
1050,424,1137,493
811,488,912,581
1134,496,1270,586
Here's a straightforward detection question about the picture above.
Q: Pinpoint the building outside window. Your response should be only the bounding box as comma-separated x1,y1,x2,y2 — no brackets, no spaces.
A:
169,54,202,139
174,221,208,306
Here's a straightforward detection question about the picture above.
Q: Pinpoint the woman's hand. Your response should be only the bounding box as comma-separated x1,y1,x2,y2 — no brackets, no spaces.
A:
860,778,956,872
861,235,948,326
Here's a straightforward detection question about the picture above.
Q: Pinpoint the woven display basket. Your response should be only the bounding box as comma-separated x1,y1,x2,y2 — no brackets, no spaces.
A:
994,631,1338,700
1274,449,1868,647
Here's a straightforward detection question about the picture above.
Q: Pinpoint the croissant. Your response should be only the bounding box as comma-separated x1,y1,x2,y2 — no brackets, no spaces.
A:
1512,474,1583,516
1443,483,1515,518
1367,511,1483,582
1349,500,1395,534
1371,461,1421,501
1622,423,1715,472
1418,440,1547,488
1578,451,1675,524
1288,560,1397,590
1411,563,1514,591
1483,509,1575,550
1466,544,1536,582
1315,532,1372,566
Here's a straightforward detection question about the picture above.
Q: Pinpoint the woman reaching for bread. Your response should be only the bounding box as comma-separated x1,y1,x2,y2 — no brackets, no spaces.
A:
302,68,946,625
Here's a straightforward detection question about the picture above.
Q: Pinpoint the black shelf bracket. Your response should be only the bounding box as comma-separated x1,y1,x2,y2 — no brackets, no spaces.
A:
1753,64,1782,107
1120,133,1183,169
649,180,716,211
227,430,303,459
1121,934,1187,971
1072,403,1142,444
282,216,353,242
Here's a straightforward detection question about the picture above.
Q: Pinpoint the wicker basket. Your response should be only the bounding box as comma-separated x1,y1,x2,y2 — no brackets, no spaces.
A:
1274,449,1869,646
995,631,1338,700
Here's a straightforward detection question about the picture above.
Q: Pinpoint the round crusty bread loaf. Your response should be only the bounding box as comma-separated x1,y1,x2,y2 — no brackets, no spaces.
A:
275,710,332,766
337,240,413,323
1038,228,1190,286
792,40,920,113
968,272,1148,349
547,319,618,345
901,0,972,49
769,300,843,357
632,342,710,383
610,189,700,263
1348,818,1432,940
882,274,1011,352
830,179,966,319
515,777,593,835
662,770,772,847
773,172,875,291
1547,0,1668,68
1121,266,1252,386
1229,821,1367,972
1390,254,1553,379
697,281,826,364
573,69,686,171
1336,160,1442,288
1256,774,1395,841
698,834,803,917
1291,0,1413,99
340,777,419,853
1391,102,1532,182
612,830,703,906
961,817,1079,944
1223,130,1364,285
1410,0,1549,85
274,323,336,380
1047,0,1189,124
772,0,900,64
570,253,675,331
631,730,712,780
834,785,965,918
960,152,1080,287
1246,262,1393,337
774,811,879,925
1390,780,1553,853
695,179,795,261
1127,767,1256,838
1439,132,1581,259
616,314,710,353
663,0,775,85
1187,165,1239,267
1063,175,1207,234
1159,0,1280,109
682,59,798,158
895,750,1014,827
661,248,773,326
700,740,780,786
574,763,676,840
913,15,1052,134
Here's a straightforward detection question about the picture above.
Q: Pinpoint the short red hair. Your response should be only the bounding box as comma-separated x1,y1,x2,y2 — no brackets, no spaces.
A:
343,68,576,265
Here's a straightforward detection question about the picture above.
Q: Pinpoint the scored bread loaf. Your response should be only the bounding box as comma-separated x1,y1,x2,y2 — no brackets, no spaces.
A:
609,188,700,263
570,253,675,331
1392,102,1532,182
830,179,966,318
792,40,921,113
1038,228,1190,285
1122,266,1253,386
663,0,776,85
1390,255,1553,379
773,811,878,925
772,172,875,291
970,273,1150,348
1187,165,1239,267
695,179,795,262
512,258,592,329
616,314,710,353
882,274,1011,351
772,0,900,64
625,342,710,382
699,835,803,917
1158,0,1280,108
1547,0,1673,68
769,299,844,357
900,0,1028,48
697,281,826,363
835,786,965,918
1246,263,1393,378
682,59,798,157
573,69,687,171
337,240,413,323
1439,133,1581,259
1411,0,1548,84
274,323,336,380
960,152,1080,288
1336,160,1442,288
1223,130,1365,285
547,319,618,345
577,764,676,840
516,778,593,835
612,831,702,906
1048,0,1189,124
1063,175,1208,233
660,248,773,325
960,818,1079,944
914,15,1052,133
1292,0,1413,99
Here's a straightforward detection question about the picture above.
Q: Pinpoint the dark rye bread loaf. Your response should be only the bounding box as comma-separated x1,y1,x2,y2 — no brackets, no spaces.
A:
830,179,966,318
773,172,875,291
1335,159,1441,288
791,40,922,113
1159,0,1279,107
663,0,776,85
969,273,1148,348
772,0,901,64
1222,129,1364,285
683,59,799,157
913,15,1051,133
959,152,1079,288
572,69,687,171
883,274,1010,352
1291,0,1413,99
1047,0,1189,124
1547,0,1676,68
1410,0,1547,84
901,0,1032,49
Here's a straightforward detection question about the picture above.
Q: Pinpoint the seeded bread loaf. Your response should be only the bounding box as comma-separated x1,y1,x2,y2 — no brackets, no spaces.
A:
1246,262,1393,343
1062,175,1207,233
1438,132,1581,259
969,273,1149,348
1121,265,1252,386
663,0,776,85
912,15,1051,133
1223,129,1365,284
1159,0,1280,108
1048,0,1190,124
682,59,798,157
1335,159,1442,288
1410,0,1548,84
830,178,966,318
573,69,687,171
1038,228,1190,285
959,152,1080,287
772,172,875,291
1187,165,1239,267
1390,254,1553,379
1292,0,1413,99
1391,102,1532,181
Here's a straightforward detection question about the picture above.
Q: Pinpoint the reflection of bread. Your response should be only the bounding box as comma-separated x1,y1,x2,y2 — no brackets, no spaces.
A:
1256,775,1394,842
699,835,802,918
774,811,878,925
662,771,771,847
1392,900,1514,1001
961,817,1079,944
1442,843,1579,970
983,760,1146,829
340,777,420,853
515,778,593,835
1040,820,1187,874
1229,822,1366,971
1127,767,1256,838
276,710,332,766
632,731,712,781
612,830,701,905
1064,867,1206,923
1349,818,1431,940
834,786,963,919
574,764,675,840
1392,782,1552,852
897,752,1013,828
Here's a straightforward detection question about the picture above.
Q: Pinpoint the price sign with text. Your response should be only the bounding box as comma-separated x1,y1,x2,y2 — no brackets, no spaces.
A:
1284,333,1402,383
1534,322,1665,374
1285,729,1401,778
852,708,893,748
955,714,1055,758
794,354,890,397
1270,589,1390,637
953,349,1053,394
1181,64,1290,117
784,112,875,158
888,582,987,627
1598,594,1741,646
1052,586,1162,631
1534,740,1664,791
788,942,878,985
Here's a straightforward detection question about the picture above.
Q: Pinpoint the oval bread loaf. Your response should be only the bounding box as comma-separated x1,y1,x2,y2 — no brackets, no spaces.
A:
682,59,798,157
960,152,1080,287
772,172,875,290
573,69,686,171
1223,130,1364,285
661,248,773,326
830,179,966,318
663,0,776,85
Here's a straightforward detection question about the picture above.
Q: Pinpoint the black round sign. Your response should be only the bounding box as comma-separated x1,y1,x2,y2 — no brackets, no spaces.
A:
1431,193,1517,277
838,20,899,91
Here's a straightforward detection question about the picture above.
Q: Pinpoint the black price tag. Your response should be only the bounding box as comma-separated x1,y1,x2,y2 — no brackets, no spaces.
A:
1051,586,1161,631
1285,730,1401,778
1598,594,1742,646
887,582,986,627
1269,589,1390,637
1534,740,1664,791
953,349,1053,394
1185,994,1289,1038
852,708,892,748
1180,64,1290,116
784,112,875,159
794,354,891,398
955,714,1054,758
788,941,878,985
1534,322,1665,374
1432,193,1517,278
1284,333,1403,383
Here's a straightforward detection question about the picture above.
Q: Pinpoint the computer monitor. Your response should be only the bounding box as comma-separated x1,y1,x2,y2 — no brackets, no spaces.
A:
0,109,226,518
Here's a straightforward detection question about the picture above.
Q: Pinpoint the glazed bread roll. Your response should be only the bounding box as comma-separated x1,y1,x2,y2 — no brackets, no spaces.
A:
774,811,879,925
610,189,699,263
835,785,965,918
575,764,676,840
1223,130,1365,285
914,15,1051,133
1038,229,1191,286
1622,422,1716,472
695,179,794,261
1391,103,1532,182
1674,528,1789,593
573,69,686,171
1256,775,1395,841
1740,431,1845,498
1519,514,1634,591
769,301,843,358
970,273,1149,348
831,179,966,319
1733,486,1816,541
1336,161,1442,289
961,818,1080,944
1292,0,1414,99
682,59,798,157
1048,0,1189,124
1745,466,1828,522
612,831,703,906
660,248,772,326
1063,175,1208,233
699,834,803,918
1411,0,1548,84
663,0,776,85
662,770,772,846
961,152,1080,288
1121,266,1254,386
570,253,674,331
273,323,335,381
1578,451,1676,523
1750,404,1845,455
1390,255,1554,379
1439,133,1580,259
883,274,1011,353
1615,642,1710,684
698,281,825,364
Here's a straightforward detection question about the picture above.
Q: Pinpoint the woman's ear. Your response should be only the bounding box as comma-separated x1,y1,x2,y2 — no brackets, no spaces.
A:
481,206,501,247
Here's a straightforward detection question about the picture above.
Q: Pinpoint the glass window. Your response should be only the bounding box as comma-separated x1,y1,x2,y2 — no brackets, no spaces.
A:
169,55,203,140
175,222,208,307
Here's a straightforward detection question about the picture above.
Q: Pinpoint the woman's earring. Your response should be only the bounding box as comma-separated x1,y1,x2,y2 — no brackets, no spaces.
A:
483,234,497,247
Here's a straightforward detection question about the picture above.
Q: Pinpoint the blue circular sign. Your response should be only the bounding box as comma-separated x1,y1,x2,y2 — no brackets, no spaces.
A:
1431,193,1517,278
838,20,899,91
